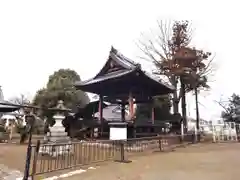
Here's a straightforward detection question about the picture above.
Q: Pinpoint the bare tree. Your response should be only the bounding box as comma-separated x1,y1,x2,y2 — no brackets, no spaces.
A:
8,94,30,114
137,20,215,131
9,94,30,105
137,20,193,113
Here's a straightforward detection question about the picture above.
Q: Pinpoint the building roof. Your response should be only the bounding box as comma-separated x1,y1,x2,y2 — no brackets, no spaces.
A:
0,100,20,113
75,47,175,97
0,87,20,113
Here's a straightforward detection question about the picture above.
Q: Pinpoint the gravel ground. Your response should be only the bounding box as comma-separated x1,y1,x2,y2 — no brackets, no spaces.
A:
66,143,240,180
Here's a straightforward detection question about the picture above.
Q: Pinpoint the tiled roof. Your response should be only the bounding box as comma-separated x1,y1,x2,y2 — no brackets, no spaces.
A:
75,69,135,86
0,100,20,112
143,71,175,90
94,105,129,121
75,47,175,94
110,47,139,69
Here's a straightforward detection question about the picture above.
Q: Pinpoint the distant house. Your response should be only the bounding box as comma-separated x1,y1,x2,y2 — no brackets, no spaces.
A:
187,117,209,131
0,87,20,124
187,117,237,136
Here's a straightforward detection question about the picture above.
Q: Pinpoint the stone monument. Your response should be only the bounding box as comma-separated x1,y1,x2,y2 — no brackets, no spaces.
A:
39,100,72,157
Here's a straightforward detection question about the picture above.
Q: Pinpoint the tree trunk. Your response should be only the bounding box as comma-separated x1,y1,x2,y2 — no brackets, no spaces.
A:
180,77,187,133
236,123,240,141
173,90,179,114
195,87,200,142
172,76,179,114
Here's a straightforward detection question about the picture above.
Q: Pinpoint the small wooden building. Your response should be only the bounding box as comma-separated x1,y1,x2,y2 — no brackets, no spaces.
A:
75,47,177,138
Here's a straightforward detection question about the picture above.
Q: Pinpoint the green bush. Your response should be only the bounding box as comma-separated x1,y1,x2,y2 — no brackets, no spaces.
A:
32,126,45,135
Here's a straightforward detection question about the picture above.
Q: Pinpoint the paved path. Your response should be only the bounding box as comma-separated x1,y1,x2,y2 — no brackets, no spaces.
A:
65,143,240,180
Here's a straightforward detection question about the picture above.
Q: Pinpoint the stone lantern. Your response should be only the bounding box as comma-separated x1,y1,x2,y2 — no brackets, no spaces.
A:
39,100,72,157
47,100,69,142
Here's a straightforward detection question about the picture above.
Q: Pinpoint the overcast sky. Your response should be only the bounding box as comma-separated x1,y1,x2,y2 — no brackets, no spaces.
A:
0,0,238,121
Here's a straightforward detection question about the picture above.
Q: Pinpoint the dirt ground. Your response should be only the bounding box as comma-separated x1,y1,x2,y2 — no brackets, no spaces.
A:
0,143,27,172
1,142,240,180
66,143,240,180
0,134,44,172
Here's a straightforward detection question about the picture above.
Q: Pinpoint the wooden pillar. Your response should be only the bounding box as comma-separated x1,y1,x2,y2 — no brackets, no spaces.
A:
151,97,155,135
121,101,125,122
151,107,155,124
98,94,103,136
129,91,136,138
128,91,134,120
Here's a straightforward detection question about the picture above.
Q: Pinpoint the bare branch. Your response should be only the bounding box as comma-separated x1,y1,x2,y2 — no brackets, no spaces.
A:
136,19,214,114
198,53,216,77
213,100,230,113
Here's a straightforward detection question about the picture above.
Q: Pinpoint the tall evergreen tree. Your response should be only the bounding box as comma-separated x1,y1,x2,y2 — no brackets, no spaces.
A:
32,69,89,125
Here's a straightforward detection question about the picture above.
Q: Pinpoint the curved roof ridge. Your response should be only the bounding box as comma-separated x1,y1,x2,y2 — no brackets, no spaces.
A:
111,46,140,69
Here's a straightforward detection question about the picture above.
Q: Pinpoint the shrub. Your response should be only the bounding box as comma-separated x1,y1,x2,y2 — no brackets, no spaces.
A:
0,125,6,132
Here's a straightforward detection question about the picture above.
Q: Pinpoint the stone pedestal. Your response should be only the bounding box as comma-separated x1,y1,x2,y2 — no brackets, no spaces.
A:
48,114,70,143
39,101,72,157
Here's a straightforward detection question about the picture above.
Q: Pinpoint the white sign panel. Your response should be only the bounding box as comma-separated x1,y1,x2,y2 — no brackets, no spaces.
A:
110,127,127,140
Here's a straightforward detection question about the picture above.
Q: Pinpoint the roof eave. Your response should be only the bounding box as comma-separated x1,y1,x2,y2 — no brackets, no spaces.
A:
139,71,175,93
74,69,136,88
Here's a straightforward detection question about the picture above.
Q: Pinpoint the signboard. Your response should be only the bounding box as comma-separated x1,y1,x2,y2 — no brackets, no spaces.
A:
110,127,127,140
